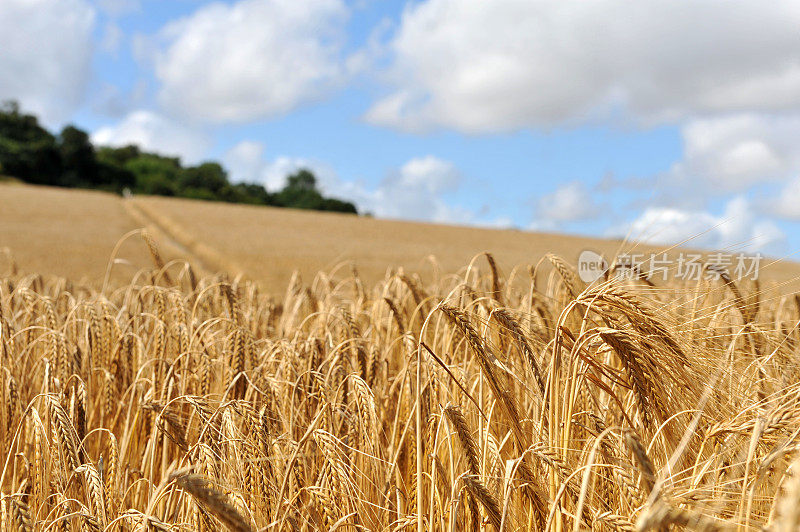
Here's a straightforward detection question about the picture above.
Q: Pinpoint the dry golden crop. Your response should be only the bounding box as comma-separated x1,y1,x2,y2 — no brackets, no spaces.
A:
1,237,799,531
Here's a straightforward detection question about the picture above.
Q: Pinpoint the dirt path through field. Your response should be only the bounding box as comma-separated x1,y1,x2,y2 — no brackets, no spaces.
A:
122,200,209,275
123,198,247,280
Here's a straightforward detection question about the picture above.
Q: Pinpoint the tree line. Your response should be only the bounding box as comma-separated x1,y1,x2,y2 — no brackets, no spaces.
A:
0,101,358,214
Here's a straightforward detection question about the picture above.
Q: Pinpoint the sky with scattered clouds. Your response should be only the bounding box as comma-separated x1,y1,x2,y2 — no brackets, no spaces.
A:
2,0,799,256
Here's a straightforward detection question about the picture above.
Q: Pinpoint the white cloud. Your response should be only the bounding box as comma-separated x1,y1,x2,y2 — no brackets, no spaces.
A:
92,81,148,118
0,0,95,124
222,142,331,190
258,154,471,223
154,0,348,123
224,141,269,184
92,110,211,164
368,0,800,132
535,182,600,223
613,197,785,254
775,176,800,220
222,147,480,223
670,114,800,190
348,156,467,222
101,21,124,55
96,0,140,17
263,157,334,192
393,155,460,194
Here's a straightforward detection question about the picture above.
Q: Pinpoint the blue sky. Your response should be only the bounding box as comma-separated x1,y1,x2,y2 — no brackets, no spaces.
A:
3,0,800,257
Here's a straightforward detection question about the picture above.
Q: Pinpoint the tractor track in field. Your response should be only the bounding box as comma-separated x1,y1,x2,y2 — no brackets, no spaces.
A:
122,198,247,280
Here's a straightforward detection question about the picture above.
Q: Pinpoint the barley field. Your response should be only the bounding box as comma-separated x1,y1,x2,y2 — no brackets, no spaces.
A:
1,222,800,531
0,184,176,284
6,182,799,294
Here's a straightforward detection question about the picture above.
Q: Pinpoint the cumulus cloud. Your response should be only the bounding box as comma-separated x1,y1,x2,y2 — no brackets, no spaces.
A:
612,197,785,254
96,0,140,17
351,156,466,222
390,156,460,195
100,22,124,55
224,141,270,184
223,147,486,224
669,114,800,190
0,0,95,124
535,182,600,224
92,80,148,118
775,177,800,220
367,0,800,132
262,157,339,192
92,110,211,164
222,141,333,190
264,154,470,223
153,0,348,123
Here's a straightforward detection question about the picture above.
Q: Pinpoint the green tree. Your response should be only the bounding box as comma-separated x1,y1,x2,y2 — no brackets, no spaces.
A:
94,145,138,192
95,161,136,193
179,162,229,195
57,125,97,188
232,183,275,205
285,168,317,191
319,197,358,214
0,102,359,214
275,168,323,209
96,145,141,167
275,168,357,214
125,154,181,196
0,100,61,184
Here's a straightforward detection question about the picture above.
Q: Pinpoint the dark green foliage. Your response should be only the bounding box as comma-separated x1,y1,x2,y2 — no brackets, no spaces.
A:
273,169,357,213
0,101,358,214
180,187,219,201
95,145,137,192
179,162,228,194
125,154,181,196
286,168,317,191
0,101,61,185
319,197,358,214
58,125,98,188
96,145,141,167
227,182,275,205
96,161,136,192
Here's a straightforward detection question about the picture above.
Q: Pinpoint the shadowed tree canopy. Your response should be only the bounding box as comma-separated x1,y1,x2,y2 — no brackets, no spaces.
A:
286,168,317,191
0,101,359,214
180,162,228,193
58,125,98,188
0,101,61,185
275,169,357,213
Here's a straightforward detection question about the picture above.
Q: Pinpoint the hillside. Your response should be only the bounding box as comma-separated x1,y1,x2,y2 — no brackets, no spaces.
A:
1,182,798,292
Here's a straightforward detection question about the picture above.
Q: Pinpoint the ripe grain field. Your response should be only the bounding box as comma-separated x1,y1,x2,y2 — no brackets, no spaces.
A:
3,182,799,292
0,184,186,284
2,182,800,530
130,194,800,293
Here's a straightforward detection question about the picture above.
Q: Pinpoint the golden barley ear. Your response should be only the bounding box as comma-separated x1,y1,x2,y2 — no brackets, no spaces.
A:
170,470,254,532
483,251,503,304
8,495,34,532
546,252,584,299
141,229,173,284
463,474,502,530
443,404,480,475
623,428,656,498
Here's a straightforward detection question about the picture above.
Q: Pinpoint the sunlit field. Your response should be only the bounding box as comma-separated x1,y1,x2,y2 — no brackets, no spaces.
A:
4,0,800,529
2,222,800,530
4,182,799,293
